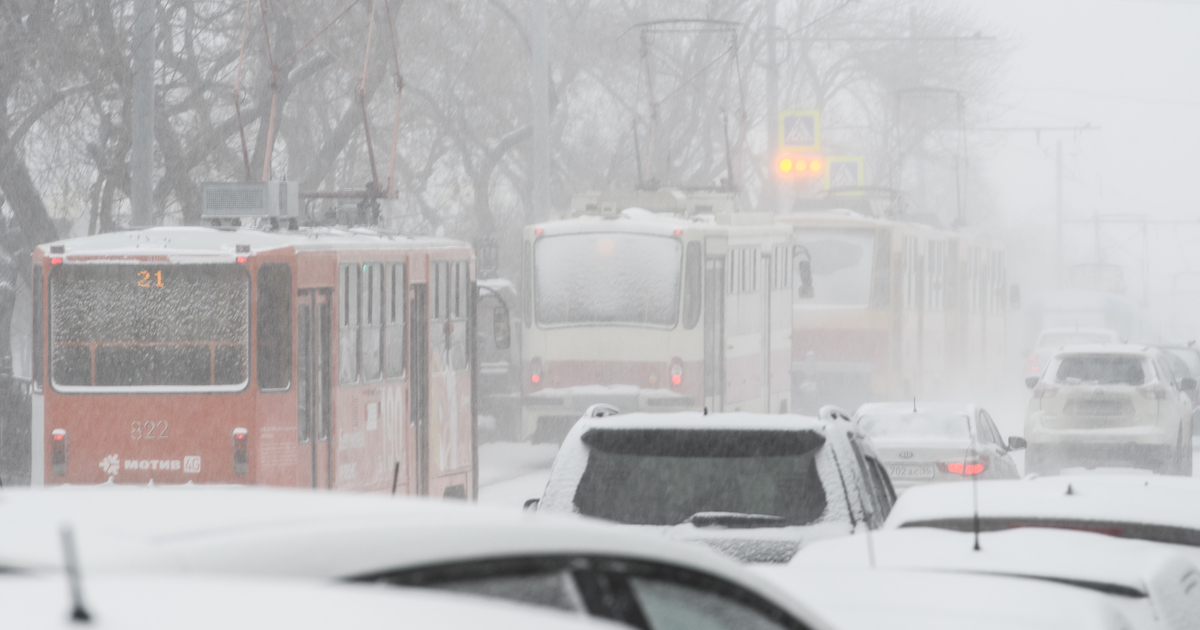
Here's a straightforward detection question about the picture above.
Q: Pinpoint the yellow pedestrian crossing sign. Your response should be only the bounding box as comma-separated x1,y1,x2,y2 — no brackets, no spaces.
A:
825,157,864,192
779,111,820,151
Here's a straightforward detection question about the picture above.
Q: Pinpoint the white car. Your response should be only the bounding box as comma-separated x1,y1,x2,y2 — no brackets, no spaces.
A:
0,485,834,630
883,474,1200,563
786,527,1200,630
1025,327,1120,379
853,402,1023,490
758,566,1135,630
2,573,630,630
1025,344,1195,475
531,411,896,563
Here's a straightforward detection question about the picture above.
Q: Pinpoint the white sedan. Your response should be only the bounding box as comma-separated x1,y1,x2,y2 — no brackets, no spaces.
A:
853,402,1023,490
0,485,834,630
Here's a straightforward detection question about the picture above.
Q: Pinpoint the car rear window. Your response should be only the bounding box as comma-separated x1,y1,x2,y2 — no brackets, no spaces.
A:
573,429,828,527
857,414,971,441
1050,354,1147,385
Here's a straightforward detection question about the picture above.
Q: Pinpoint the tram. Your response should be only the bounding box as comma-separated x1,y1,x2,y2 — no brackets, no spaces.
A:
518,190,793,442
778,210,1010,412
32,189,476,496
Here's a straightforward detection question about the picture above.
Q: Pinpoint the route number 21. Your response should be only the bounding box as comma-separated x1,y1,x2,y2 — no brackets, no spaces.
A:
137,270,164,288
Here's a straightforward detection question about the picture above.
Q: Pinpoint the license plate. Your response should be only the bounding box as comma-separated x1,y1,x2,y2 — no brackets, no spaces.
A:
887,463,935,479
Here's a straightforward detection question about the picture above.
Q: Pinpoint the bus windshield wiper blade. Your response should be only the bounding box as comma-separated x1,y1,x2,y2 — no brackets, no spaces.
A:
685,512,787,528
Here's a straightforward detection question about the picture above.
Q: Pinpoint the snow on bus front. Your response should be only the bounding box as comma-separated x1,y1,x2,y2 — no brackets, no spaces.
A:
45,262,254,484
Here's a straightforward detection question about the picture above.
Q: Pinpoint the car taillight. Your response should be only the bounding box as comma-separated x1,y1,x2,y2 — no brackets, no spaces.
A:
529,357,543,385
670,357,683,386
1032,381,1058,398
232,428,248,475
938,456,988,475
1027,355,1040,372
51,429,67,476
1138,382,1169,399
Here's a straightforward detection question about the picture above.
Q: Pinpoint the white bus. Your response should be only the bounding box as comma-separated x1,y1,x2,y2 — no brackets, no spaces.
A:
519,190,793,442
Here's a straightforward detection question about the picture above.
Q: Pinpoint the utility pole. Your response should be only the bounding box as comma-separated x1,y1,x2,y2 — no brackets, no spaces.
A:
762,0,779,214
130,0,156,227
1055,139,1063,282
530,1,550,223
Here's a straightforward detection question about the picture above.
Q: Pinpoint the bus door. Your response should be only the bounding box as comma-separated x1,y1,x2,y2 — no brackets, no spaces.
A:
409,283,429,495
428,260,472,499
704,253,725,413
298,288,333,489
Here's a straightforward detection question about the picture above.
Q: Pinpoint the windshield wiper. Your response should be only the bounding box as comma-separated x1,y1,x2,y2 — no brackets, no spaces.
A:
685,512,787,529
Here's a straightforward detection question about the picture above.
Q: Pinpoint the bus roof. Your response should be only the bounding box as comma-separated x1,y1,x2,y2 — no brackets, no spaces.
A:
36,226,469,260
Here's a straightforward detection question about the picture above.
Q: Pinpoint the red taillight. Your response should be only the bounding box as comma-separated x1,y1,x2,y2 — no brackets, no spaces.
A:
529,357,543,386
1026,355,1041,372
669,357,683,386
673,229,682,235
236,256,248,264
51,429,67,475
938,457,988,476
535,228,544,235
50,257,63,265
232,428,248,475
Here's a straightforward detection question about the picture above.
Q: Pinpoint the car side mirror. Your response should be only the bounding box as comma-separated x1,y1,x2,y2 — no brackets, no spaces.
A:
1007,436,1027,451
1025,376,1039,389
1182,378,1197,392
523,498,540,511
493,304,511,350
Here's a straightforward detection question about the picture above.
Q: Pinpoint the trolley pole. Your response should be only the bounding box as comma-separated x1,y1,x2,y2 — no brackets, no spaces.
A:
130,0,156,227
530,0,550,224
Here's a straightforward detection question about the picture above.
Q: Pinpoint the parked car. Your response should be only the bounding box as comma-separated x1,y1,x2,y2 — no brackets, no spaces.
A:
758,566,1134,630
0,485,835,630
1156,343,1200,406
783,526,1200,630
530,409,895,563
1025,327,1120,379
1,572,632,630
1025,344,1194,475
884,474,1200,556
852,402,1023,491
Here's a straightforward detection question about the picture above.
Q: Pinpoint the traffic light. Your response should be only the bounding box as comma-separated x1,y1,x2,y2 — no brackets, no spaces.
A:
775,154,824,180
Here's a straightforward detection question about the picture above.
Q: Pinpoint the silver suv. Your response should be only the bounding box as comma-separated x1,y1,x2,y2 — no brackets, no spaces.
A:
1025,345,1195,475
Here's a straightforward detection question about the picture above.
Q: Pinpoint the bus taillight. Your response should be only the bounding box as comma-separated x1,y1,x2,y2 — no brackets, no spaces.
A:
232,428,249,475
529,357,543,385
670,357,683,386
51,429,67,476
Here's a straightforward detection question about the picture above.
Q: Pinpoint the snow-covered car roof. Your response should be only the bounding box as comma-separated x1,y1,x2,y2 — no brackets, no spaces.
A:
787,527,1200,630
0,485,830,630
3,573,629,630
1047,343,1160,357
37,226,468,261
757,566,1134,630
566,411,829,433
853,402,979,418
885,475,1200,548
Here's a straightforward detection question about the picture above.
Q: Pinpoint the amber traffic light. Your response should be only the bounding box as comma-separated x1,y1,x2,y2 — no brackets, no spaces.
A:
776,154,824,179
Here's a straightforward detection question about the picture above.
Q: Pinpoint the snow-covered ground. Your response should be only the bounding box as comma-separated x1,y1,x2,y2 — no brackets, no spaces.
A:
477,442,559,509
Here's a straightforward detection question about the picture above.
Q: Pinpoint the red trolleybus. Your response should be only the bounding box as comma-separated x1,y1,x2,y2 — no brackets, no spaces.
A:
518,190,793,442
31,224,477,497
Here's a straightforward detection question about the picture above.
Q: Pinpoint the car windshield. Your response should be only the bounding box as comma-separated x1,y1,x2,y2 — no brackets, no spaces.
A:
534,233,681,328
857,413,972,441
1036,331,1115,348
573,429,828,526
1050,354,1148,385
1162,349,1200,378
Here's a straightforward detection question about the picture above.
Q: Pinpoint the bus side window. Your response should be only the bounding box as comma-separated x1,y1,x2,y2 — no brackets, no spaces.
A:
339,263,361,384
363,262,383,382
32,264,42,391
257,263,292,391
793,245,813,298
682,242,702,330
384,262,407,379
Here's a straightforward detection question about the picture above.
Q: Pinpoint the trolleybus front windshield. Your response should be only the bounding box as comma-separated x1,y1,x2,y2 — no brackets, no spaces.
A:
534,233,681,327
792,229,875,307
50,264,250,391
